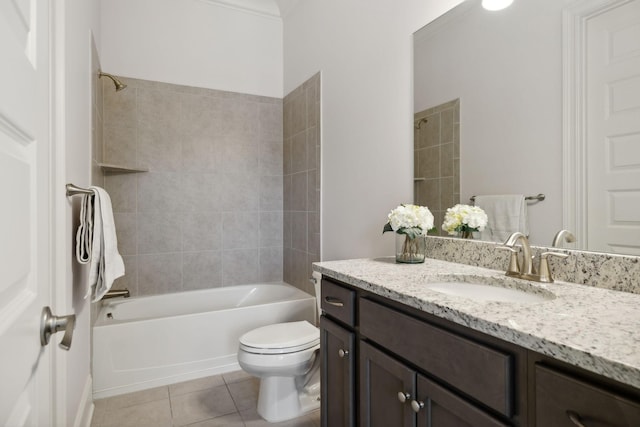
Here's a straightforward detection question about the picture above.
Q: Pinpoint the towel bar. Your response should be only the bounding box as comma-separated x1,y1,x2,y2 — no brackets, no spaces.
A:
470,193,545,203
66,183,93,196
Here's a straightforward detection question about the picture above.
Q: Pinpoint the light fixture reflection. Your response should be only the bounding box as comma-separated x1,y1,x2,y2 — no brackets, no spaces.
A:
482,0,514,11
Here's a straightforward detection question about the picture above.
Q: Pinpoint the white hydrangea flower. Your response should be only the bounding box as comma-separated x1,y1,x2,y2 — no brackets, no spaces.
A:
442,204,488,235
386,204,434,237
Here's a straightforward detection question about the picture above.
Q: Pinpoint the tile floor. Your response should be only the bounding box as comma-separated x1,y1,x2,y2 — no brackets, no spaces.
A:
91,370,320,427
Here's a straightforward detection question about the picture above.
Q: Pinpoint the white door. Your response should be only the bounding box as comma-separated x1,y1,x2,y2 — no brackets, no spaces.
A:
587,0,640,254
0,0,54,425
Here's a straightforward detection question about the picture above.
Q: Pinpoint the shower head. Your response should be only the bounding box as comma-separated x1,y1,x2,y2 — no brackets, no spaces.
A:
414,118,428,130
99,72,127,92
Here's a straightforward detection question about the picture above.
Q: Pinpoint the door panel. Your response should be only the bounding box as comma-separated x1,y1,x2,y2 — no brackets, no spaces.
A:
0,0,52,424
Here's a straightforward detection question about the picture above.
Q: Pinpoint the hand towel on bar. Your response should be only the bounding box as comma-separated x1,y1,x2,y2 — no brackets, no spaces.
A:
76,186,125,301
474,194,528,243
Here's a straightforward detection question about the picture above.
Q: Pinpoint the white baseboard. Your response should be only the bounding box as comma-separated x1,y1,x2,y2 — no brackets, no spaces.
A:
73,375,94,427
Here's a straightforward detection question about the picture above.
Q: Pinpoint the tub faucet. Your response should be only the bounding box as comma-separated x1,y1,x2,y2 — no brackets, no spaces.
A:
102,289,130,299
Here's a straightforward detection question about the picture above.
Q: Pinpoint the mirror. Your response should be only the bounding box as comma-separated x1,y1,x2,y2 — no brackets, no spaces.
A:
413,0,639,254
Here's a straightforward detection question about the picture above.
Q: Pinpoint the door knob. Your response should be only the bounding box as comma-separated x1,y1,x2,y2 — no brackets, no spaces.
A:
338,349,349,358
397,391,411,403
40,306,76,351
411,400,425,413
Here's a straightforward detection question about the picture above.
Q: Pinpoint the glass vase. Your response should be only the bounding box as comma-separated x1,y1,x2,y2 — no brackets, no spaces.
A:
458,230,474,239
395,233,426,264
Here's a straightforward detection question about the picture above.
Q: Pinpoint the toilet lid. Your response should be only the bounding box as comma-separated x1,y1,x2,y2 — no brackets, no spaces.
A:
239,321,319,354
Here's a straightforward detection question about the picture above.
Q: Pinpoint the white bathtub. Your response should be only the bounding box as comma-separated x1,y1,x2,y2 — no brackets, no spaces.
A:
93,283,316,398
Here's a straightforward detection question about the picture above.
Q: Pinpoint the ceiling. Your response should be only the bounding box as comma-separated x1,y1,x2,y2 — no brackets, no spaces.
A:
201,0,300,18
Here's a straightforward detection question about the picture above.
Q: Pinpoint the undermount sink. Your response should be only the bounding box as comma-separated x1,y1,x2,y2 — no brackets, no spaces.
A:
424,281,555,304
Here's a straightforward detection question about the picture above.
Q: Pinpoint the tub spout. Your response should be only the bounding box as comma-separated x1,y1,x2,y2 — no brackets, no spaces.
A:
102,289,130,299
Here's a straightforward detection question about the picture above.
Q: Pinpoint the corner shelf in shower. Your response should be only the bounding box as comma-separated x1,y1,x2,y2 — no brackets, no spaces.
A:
98,163,149,174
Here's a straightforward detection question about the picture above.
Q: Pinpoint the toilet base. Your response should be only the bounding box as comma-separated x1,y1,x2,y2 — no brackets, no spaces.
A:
256,376,320,423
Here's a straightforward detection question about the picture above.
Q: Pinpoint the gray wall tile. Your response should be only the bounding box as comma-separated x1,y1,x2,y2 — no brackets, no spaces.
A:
103,78,283,297
137,212,182,254
138,254,182,295
137,172,182,212
182,212,223,251
223,212,260,250
260,212,283,248
183,251,222,290
222,249,260,286
259,247,283,282
283,75,321,292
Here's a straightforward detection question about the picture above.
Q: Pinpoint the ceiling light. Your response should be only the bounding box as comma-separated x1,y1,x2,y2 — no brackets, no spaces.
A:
482,0,514,11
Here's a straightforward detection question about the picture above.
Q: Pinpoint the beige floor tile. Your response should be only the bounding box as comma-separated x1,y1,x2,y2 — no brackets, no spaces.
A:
169,374,226,397
170,385,237,426
222,369,252,384
241,407,319,427
100,399,172,427
90,399,108,427
227,377,260,411
182,412,245,427
99,386,169,410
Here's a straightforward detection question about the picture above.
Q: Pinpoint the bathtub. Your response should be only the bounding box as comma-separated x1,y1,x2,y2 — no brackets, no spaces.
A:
92,282,316,398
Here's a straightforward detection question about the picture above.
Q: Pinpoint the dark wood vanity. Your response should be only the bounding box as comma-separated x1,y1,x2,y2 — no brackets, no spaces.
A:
320,276,640,427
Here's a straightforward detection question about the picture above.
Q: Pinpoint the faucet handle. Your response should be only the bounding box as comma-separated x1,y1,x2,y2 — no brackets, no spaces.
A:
538,252,569,283
497,246,520,276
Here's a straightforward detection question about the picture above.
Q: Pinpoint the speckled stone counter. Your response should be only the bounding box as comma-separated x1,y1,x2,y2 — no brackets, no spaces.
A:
313,257,640,390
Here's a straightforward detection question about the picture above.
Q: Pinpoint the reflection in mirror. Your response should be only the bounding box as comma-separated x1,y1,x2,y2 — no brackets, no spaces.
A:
414,0,640,255
414,99,460,237
414,0,565,248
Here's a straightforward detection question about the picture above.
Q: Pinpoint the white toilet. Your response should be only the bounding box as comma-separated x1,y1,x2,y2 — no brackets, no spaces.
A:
237,277,321,423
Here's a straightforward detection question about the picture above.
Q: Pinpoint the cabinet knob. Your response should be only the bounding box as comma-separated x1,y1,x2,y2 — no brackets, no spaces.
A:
410,400,425,413
397,391,411,403
566,410,587,427
338,349,349,358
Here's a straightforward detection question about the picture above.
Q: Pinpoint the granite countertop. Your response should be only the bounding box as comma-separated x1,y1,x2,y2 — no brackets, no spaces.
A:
313,257,640,389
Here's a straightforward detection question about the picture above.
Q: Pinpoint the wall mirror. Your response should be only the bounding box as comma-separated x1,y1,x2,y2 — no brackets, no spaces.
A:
413,0,640,255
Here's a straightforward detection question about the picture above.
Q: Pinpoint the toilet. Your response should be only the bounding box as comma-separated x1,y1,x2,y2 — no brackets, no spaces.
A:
237,277,322,423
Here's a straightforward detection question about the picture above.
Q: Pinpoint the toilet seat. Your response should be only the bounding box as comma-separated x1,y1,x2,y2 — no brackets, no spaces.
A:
239,321,319,355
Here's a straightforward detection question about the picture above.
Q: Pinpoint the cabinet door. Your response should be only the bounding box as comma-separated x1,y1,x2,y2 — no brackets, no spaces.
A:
360,341,415,427
320,316,355,427
414,374,509,427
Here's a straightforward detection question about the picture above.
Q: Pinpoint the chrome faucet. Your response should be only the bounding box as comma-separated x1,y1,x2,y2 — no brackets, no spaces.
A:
500,232,569,283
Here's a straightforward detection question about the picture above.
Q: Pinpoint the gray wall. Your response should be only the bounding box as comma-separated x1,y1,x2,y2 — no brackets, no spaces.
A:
104,77,283,296
283,73,321,295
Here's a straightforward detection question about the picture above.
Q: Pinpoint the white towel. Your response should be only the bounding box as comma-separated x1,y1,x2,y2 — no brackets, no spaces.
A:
75,187,125,301
474,195,528,243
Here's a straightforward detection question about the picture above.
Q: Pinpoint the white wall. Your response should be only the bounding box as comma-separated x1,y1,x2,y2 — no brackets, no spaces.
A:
100,0,283,97
54,0,100,425
283,0,463,261
414,0,568,244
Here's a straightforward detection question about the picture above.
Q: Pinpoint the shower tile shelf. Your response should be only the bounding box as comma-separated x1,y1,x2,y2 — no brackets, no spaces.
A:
98,163,149,174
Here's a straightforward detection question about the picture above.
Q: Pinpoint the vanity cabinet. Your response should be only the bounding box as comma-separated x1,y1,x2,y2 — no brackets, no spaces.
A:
319,276,640,427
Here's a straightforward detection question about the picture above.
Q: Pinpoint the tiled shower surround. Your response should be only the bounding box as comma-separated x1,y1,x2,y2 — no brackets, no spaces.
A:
103,77,284,296
414,99,460,235
283,73,321,295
